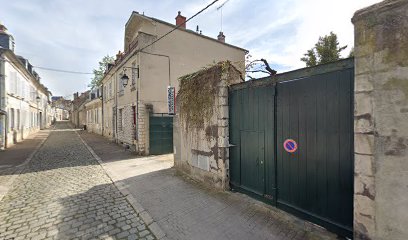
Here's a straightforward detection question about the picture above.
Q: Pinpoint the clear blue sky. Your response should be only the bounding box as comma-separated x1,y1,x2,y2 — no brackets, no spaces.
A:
0,0,381,97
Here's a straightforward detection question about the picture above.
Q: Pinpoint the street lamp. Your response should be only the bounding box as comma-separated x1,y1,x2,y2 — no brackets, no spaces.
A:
121,73,129,88
120,66,139,88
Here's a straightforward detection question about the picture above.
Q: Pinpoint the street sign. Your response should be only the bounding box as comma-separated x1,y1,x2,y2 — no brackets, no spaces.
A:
283,139,298,153
167,86,175,115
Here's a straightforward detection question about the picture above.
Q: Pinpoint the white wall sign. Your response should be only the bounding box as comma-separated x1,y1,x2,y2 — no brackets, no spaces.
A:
167,86,175,115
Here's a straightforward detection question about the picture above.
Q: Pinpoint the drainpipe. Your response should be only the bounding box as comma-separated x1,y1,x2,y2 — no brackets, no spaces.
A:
100,87,104,136
0,56,7,149
115,73,118,141
0,110,7,150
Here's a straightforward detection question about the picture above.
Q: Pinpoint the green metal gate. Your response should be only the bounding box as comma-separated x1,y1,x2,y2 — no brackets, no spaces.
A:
229,59,354,237
149,116,173,155
229,83,276,203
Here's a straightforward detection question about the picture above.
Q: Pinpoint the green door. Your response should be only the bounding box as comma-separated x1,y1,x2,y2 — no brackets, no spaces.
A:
149,116,173,155
229,84,275,201
240,131,265,195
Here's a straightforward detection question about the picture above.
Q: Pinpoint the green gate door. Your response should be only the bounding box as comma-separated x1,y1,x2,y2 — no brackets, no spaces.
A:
229,84,275,202
229,59,354,238
149,116,173,155
276,68,354,237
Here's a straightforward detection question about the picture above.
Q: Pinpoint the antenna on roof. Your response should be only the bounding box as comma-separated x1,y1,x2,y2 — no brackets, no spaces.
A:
216,0,230,32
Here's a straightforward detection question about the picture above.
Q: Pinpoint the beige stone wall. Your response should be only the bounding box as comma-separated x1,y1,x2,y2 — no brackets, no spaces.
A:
175,64,241,190
85,99,102,135
116,104,135,146
352,1,408,239
97,13,245,154
138,22,246,114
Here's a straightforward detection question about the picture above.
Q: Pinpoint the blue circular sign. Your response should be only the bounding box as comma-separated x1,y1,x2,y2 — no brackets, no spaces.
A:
283,139,298,153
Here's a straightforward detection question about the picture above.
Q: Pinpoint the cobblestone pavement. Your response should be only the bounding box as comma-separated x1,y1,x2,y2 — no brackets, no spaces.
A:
80,131,338,240
0,130,49,200
0,121,154,240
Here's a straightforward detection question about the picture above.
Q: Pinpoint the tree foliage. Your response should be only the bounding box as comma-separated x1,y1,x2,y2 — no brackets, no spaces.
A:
89,55,115,88
301,32,347,67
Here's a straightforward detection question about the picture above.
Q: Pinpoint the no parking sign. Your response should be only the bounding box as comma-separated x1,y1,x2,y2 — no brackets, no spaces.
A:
283,139,298,153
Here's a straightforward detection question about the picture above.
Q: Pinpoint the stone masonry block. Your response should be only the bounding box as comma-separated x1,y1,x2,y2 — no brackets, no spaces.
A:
355,133,374,155
218,136,229,148
218,87,228,97
355,74,374,93
218,96,227,106
218,119,228,127
354,92,373,117
218,105,229,119
354,194,375,236
218,127,228,137
354,117,374,134
355,153,374,177
354,174,375,201
355,56,374,75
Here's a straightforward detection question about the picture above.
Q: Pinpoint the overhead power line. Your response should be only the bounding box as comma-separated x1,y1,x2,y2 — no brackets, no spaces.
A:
31,0,220,78
33,66,94,75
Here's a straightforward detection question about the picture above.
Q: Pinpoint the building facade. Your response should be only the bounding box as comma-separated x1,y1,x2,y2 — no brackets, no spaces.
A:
98,11,246,154
0,23,52,150
71,91,90,129
85,88,103,135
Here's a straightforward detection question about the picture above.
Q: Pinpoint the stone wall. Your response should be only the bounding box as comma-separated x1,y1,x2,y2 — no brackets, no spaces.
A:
352,1,408,239
136,102,148,155
117,104,135,146
114,102,149,155
174,62,241,190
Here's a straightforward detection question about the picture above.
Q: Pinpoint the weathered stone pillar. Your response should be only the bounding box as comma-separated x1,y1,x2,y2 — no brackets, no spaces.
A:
217,69,230,190
136,103,148,155
352,1,408,239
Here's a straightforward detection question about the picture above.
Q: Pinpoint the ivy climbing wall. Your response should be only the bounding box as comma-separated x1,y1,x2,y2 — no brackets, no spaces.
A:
174,61,242,190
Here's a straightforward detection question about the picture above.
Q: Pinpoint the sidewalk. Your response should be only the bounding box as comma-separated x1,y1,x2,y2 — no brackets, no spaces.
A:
0,129,50,201
79,130,339,240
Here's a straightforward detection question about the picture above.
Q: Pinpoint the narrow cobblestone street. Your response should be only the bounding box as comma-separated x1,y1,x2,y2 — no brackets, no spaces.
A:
0,122,154,240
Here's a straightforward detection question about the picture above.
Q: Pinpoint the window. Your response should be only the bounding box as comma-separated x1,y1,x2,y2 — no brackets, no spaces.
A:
131,62,137,86
10,108,15,130
132,106,136,125
109,81,113,99
104,86,107,100
118,109,123,131
118,74,124,93
16,109,20,130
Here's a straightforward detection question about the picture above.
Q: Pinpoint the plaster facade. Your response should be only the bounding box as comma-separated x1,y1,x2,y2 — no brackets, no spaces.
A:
98,11,246,154
0,49,52,150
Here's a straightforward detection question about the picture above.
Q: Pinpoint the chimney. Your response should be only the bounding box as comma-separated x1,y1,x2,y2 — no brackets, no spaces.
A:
175,11,186,29
217,31,225,43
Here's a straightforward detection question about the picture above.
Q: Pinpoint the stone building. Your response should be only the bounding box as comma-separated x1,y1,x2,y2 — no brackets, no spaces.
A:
51,97,70,121
0,23,52,150
71,90,90,128
98,10,246,154
85,88,102,135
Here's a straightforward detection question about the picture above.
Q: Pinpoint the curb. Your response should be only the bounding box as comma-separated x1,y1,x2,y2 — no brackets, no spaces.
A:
0,130,50,202
76,130,166,240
